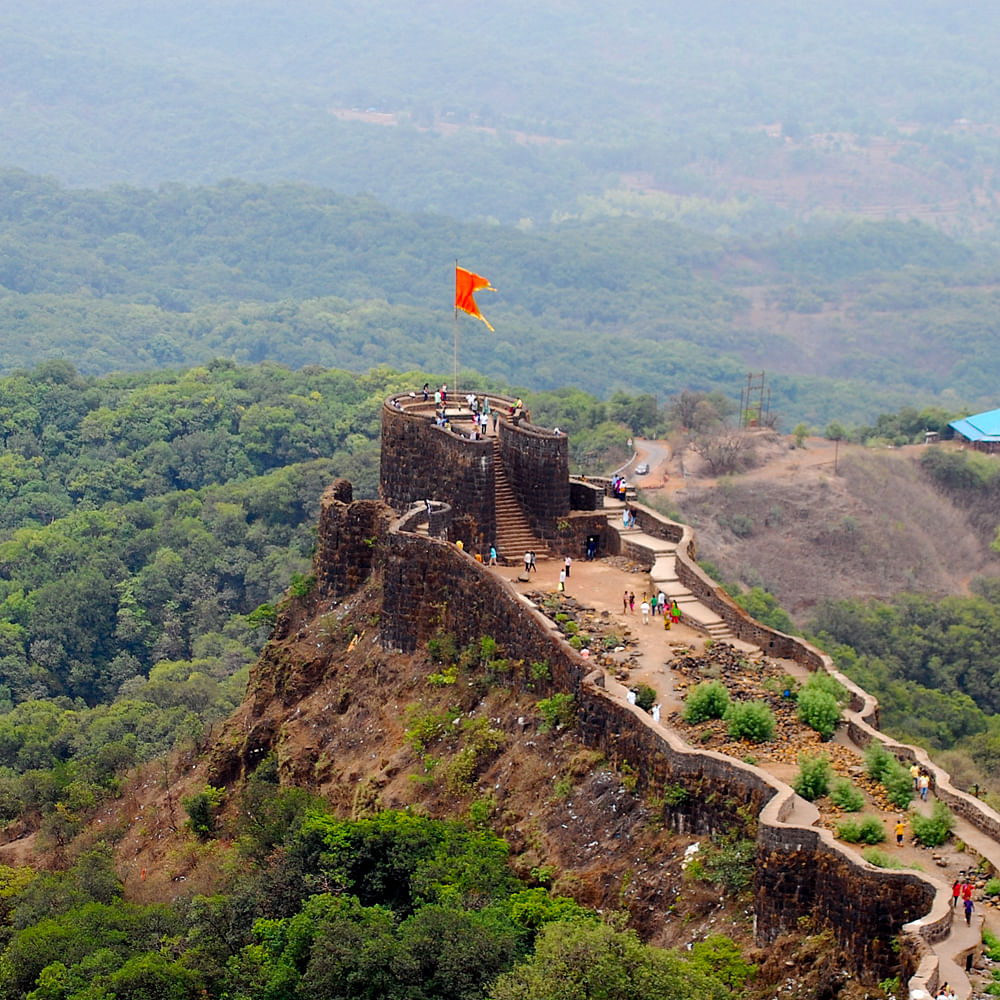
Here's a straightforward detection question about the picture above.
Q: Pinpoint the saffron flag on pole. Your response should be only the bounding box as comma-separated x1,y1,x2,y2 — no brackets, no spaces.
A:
455,266,495,331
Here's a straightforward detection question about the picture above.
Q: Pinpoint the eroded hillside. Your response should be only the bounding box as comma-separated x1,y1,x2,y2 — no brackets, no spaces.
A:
665,438,1000,618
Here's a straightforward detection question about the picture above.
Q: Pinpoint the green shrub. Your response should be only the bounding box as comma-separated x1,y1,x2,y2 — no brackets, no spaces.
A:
796,686,841,740
529,660,551,682
882,762,914,809
801,670,848,703
984,879,1000,898
830,778,864,812
702,838,756,893
724,701,776,743
983,928,1000,961
862,848,905,869
427,632,458,665
793,753,832,801
682,681,731,723
635,684,657,712
864,742,894,783
836,815,886,845
538,693,576,731
182,785,225,839
911,801,956,847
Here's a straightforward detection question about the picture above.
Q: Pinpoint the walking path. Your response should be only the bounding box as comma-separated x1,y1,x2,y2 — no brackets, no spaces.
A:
492,497,997,999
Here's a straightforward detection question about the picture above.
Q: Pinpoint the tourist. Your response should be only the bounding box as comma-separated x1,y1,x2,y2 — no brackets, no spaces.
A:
658,589,666,615
623,591,629,614
670,600,681,625
640,598,650,624
528,551,536,572
910,761,920,790
455,539,464,552
422,382,429,401
564,555,572,578
559,567,566,592
629,592,635,614
918,771,930,802
524,551,532,573
895,816,905,846
951,879,961,908
489,545,497,566
964,895,974,926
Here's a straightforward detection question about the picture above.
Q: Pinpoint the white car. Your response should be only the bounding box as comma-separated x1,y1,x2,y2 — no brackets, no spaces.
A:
635,463,649,476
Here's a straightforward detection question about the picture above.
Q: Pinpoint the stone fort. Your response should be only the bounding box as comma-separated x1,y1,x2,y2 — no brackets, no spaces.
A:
314,390,1000,999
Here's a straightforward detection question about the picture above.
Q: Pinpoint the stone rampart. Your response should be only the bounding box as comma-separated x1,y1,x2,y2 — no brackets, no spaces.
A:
498,421,570,539
569,478,605,511
380,399,496,548
315,487,955,986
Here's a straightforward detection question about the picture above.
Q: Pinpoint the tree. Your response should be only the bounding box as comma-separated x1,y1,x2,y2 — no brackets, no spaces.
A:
689,430,757,476
489,918,728,1000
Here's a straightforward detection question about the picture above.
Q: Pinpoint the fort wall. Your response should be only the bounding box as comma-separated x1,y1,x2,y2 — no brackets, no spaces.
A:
312,488,956,987
498,421,570,538
380,400,496,547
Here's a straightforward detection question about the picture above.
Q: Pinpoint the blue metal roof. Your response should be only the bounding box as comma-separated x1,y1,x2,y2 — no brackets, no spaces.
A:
950,407,1000,442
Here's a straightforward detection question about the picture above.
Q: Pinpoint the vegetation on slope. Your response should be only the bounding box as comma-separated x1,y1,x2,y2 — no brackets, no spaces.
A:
2,171,1000,423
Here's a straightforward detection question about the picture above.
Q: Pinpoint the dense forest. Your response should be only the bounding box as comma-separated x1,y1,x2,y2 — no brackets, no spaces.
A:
1,171,1000,426
0,804,752,1000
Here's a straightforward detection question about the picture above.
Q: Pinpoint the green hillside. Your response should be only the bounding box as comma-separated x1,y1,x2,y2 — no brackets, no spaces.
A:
1,171,998,426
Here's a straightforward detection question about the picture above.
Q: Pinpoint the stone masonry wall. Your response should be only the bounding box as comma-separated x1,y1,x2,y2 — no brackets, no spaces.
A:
380,401,496,548
314,490,948,984
498,421,570,539
316,480,984,983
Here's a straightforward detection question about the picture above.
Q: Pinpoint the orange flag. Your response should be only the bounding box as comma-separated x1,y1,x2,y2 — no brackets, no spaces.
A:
455,266,495,331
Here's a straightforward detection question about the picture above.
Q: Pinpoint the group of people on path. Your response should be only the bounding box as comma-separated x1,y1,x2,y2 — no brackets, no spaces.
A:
910,761,932,801
950,875,977,927
624,590,681,626
611,475,630,500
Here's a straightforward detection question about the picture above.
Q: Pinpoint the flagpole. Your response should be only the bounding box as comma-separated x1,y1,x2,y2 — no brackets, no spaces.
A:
453,258,459,397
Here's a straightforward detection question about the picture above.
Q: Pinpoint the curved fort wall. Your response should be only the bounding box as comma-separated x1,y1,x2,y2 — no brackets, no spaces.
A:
379,394,570,548
497,420,570,537
314,483,961,991
380,398,497,545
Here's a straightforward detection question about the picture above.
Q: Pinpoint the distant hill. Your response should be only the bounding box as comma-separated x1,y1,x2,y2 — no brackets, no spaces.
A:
1,171,999,426
3,2,1000,233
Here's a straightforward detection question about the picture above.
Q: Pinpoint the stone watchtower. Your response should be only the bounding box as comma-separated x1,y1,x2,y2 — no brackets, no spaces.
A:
379,391,570,560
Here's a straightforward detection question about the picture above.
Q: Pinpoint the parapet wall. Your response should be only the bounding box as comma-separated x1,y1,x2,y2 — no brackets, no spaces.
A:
313,487,956,987
380,400,496,547
498,421,570,537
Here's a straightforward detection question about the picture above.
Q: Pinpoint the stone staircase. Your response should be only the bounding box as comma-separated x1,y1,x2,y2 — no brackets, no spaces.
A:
492,439,548,565
607,503,739,644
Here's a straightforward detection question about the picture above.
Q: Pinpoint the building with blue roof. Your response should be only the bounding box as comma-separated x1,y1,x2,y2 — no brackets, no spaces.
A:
949,407,1000,452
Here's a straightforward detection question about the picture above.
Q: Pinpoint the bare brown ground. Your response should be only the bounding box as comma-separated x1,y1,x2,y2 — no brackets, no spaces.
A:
635,435,1000,619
